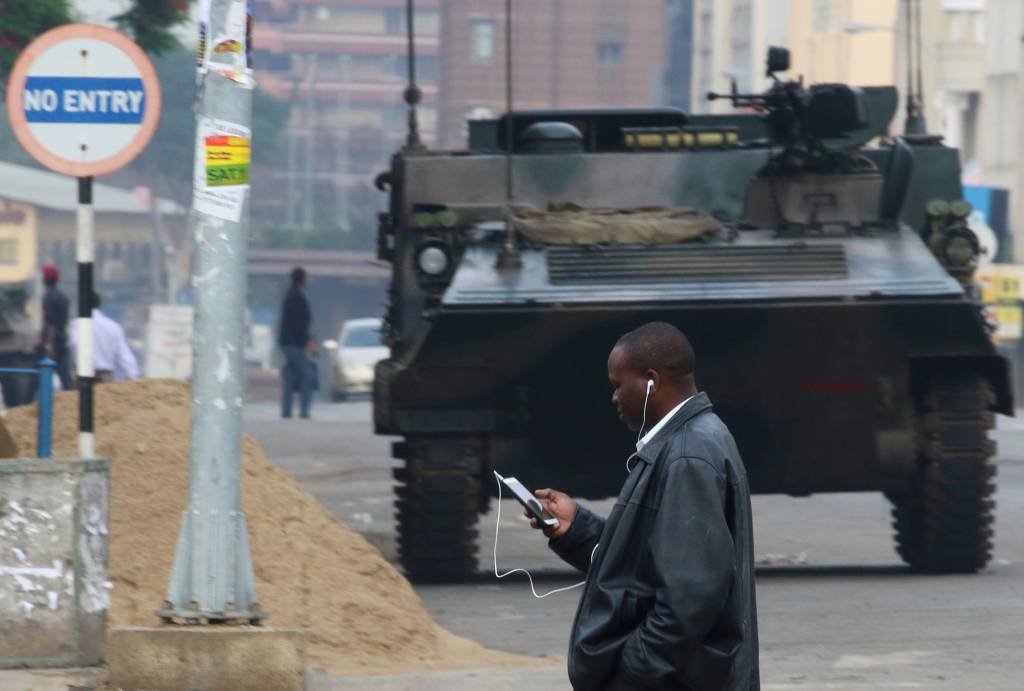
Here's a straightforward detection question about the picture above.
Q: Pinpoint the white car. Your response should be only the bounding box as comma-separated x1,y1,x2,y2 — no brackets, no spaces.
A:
325,318,387,400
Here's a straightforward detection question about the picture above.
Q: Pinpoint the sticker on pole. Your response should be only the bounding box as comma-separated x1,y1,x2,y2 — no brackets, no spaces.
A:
5,24,161,178
193,118,251,222
204,135,250,188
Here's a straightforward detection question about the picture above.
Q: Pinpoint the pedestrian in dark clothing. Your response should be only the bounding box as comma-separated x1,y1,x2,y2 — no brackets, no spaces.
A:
529,322,759,691
278,266,317,418
38,264,72,390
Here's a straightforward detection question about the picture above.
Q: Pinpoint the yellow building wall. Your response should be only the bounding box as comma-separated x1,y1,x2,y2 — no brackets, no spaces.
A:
0,199,37,284
788,0,899,86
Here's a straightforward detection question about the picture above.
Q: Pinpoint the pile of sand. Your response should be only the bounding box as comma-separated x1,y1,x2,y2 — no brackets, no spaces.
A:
4,380,543,675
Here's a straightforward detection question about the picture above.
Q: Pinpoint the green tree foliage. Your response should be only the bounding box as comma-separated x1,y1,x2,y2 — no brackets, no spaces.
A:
112,0,193,57
0,0,191,88
0,0,72,87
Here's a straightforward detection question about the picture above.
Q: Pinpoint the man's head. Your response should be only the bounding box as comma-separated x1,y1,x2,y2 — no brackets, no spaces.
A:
607,321,696,432
290,266,307,288
90,292,102,310
42,264,59,287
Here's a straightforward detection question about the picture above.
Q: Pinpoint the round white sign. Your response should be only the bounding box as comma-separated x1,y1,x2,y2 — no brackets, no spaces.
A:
5,24,161,178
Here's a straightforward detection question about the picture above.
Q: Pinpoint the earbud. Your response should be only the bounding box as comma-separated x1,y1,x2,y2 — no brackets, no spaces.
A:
634,379,656,455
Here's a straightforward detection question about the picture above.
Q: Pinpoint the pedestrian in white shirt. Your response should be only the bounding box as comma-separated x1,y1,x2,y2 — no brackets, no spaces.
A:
70,292,140,382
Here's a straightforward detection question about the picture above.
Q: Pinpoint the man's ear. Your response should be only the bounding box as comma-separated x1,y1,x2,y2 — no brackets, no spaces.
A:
646,370,659,393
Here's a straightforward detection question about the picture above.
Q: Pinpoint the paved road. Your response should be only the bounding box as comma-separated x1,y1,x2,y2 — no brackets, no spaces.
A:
244,401,1024,690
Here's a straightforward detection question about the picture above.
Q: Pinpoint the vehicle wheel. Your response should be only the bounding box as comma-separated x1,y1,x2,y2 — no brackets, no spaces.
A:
890,373,997,573
0,352,38,407
331,388,348,402
392,435,486,583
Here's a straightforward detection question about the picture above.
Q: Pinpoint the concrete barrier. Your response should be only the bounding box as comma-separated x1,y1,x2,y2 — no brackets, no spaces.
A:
0,458,109,668
109,627,308,691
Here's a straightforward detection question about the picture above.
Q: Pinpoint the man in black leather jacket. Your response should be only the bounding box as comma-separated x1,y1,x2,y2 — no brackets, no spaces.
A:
531,322,759,690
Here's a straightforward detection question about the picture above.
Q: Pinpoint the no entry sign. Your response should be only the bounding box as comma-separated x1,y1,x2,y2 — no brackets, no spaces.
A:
6,24,161,177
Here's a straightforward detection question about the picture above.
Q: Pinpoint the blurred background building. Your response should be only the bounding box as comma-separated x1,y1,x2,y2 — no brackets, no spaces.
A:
252,0,441,232
81,0,1024,263
1,0,1022,390
436,0,666,148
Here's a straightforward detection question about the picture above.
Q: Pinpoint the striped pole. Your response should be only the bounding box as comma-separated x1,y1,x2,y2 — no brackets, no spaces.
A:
77,176,95,459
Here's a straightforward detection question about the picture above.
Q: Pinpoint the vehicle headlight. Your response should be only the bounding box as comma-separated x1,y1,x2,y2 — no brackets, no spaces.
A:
417,244,449,275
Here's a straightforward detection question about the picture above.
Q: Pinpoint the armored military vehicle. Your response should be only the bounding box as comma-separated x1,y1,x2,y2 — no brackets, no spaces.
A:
374,47,1011,582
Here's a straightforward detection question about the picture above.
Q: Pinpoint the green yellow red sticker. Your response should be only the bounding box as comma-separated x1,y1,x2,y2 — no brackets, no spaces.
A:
204,134,250,187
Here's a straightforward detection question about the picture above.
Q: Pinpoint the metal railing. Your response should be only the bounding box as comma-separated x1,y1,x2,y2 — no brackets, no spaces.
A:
0,358,56,458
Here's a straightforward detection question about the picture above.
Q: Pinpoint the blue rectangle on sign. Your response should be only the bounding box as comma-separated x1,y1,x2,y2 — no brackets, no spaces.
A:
23,76,146,124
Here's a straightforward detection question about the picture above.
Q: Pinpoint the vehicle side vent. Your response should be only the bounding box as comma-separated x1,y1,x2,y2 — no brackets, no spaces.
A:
546,244,848,284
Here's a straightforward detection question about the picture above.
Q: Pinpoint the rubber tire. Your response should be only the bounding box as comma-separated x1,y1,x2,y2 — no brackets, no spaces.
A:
891,373,997,573
393,436,484,583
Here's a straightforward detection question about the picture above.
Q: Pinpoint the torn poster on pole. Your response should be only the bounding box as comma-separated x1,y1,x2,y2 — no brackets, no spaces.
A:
201,0,254,86
193,118,250,222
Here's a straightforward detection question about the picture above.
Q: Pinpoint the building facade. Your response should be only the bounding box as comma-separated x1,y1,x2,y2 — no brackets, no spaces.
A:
689,0,789,114
252,0,441,229
437,0,667,149
664,0,695,112
980,0,1024,260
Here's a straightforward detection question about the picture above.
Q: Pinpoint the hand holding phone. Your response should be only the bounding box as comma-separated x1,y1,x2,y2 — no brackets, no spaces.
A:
494,471,559,528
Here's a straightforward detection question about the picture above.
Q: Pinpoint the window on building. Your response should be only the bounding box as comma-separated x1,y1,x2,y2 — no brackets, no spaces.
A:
417,55,439,81
385,7,406,35
384,103,406,130
470,19,495,63
596,41,624,66
253,49,291,72
812,0,832,31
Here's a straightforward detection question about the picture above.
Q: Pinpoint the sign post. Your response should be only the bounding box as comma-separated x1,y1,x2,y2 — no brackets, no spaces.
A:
6,24,160,458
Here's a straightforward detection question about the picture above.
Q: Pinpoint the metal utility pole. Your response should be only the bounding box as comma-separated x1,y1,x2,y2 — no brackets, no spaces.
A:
148,191,163,301
303,54,318,229
159,0,263,624
286,80,298,228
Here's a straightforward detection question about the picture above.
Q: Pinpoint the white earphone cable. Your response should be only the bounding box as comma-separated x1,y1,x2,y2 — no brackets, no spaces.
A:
492,474,589,598
627,381,653,472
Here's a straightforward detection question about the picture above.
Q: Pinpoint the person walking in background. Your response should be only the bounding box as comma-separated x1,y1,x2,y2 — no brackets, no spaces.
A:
38,264,73,389
278,266,317,419
70,292,140,382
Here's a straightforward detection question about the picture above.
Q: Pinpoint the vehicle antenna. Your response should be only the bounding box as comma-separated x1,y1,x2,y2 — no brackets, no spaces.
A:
403,0,424,150
903,0,927,135
496,0,523,269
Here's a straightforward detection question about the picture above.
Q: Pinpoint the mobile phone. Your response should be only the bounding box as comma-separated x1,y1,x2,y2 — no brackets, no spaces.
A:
494,471,559,528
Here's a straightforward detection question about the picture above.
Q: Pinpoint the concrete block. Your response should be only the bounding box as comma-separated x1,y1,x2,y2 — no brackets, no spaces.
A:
0,458,109,668
108,626,308,691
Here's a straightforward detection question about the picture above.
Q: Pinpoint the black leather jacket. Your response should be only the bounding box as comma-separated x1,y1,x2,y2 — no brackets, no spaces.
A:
550,393,759,690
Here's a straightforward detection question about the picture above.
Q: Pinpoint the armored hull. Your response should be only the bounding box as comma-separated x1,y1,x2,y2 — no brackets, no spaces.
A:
374,103,1010,581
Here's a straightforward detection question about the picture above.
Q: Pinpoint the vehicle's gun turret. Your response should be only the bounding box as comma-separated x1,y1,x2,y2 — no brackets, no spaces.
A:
708,47,872,176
